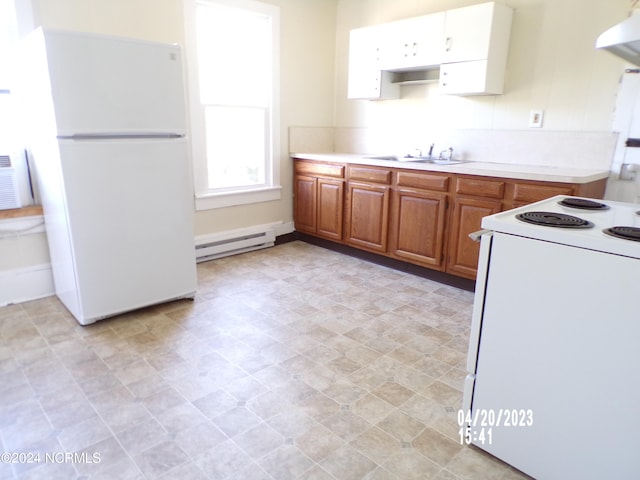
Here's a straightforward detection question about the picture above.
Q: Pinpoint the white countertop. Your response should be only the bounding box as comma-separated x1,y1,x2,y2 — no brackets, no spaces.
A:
292,153,610,184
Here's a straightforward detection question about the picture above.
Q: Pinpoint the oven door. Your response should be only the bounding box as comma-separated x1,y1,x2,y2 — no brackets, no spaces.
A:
467,231,640,480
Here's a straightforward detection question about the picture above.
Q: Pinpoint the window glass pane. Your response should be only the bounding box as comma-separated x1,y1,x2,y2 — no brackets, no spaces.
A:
205,105,266,189
196,3,271,106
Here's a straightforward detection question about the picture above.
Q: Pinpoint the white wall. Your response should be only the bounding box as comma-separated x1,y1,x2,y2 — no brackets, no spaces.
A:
332,0,632,167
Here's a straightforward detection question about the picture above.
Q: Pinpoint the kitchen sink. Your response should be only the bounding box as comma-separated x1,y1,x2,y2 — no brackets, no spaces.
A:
365,155,401,161
365,155,465,165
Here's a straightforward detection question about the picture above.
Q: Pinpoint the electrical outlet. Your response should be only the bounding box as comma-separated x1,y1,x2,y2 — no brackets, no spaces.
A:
529,110,544,128
620,163,637,181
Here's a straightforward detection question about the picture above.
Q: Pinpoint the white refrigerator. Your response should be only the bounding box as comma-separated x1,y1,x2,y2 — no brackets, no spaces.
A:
20,28,197,325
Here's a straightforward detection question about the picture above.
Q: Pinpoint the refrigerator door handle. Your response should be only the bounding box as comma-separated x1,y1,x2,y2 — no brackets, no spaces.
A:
57,133,184,140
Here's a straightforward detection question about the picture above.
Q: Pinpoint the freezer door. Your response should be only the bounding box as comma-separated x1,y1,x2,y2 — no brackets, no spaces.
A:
41,29,186,136
57,138,196,323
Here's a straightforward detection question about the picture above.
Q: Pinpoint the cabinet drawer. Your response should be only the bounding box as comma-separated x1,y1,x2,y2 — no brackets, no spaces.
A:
512,183,574,204
348,166,392,184
295,161,345,178
396,171,449,191
455,177,504,199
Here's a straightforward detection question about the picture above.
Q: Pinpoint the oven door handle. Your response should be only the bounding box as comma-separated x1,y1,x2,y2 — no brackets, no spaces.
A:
469,229,492,243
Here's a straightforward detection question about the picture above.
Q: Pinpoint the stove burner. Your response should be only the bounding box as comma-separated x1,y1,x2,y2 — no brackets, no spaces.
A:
558,198,609,210
603,226,640,242
516,211,594,228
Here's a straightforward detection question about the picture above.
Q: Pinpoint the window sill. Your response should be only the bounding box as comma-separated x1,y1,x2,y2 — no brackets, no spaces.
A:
0,205,43,220
195,185,282,211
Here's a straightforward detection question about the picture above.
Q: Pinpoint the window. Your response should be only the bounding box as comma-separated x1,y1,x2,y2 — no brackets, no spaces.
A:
185,0,281,210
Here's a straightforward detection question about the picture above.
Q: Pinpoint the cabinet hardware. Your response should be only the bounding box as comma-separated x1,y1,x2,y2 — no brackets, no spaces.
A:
445,36,452,52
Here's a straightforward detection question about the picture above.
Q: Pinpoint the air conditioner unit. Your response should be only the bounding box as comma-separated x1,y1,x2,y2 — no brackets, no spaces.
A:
0,152,32,210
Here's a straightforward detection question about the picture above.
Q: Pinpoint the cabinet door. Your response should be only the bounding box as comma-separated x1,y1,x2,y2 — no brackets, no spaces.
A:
440,60,495,95
317,179,344,241
443,2,494,63
345,181,390,253
381,13,445,71
511,183,574,206
348,26,399,100
447,196,501,279
294,175,317,234
389,188,448,269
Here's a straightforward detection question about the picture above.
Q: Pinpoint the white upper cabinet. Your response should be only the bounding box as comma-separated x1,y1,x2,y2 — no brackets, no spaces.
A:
443,2,495,63
440,60,494,95
440,2,513,95
347,25,399,100
347,2,513,98
379,13,445,71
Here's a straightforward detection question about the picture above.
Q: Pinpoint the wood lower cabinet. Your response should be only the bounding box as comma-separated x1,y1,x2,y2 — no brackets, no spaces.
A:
317,179,344,241
446,176,504,279
447,196,501,279
389,171,450,269
293,157,608,281
345,181,390,253
506,181,574,209
294,174,317,234
294,161,345,241
389,189,448,269
344,165,392,253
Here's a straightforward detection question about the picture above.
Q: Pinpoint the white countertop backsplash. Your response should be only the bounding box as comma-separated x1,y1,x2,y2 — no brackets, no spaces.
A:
290,127,618,172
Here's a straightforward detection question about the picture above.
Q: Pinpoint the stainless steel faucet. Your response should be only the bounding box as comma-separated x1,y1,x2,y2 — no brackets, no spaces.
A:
439,147,453,161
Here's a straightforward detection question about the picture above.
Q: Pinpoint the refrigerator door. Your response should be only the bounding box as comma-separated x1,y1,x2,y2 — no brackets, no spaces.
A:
54,138,196,324
40,29,186,136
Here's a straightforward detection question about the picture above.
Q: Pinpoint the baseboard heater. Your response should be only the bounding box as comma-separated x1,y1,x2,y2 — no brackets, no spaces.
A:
195,227,276,263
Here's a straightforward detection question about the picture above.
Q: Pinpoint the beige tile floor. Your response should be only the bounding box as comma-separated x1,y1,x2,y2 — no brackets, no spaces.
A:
0,241,531,480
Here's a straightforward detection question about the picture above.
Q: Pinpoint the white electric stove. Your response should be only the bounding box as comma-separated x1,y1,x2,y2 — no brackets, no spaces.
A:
480,195,640,258
463,195,640,480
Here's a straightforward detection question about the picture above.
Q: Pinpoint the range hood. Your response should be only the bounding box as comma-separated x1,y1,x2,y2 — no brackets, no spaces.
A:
597,10,640,66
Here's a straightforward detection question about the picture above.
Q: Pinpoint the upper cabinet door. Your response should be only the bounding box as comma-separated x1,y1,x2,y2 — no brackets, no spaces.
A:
379,12,445,71
442,2,495,64
442,2,512,65
347,25,399,100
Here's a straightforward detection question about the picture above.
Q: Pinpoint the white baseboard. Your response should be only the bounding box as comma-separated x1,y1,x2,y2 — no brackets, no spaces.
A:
0,263,55,307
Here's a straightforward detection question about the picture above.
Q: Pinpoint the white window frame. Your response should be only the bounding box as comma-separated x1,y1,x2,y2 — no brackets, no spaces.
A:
183,0,281,211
